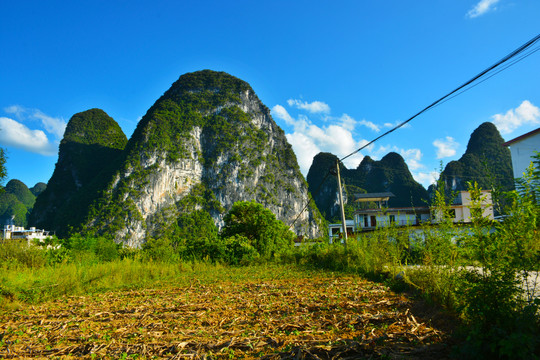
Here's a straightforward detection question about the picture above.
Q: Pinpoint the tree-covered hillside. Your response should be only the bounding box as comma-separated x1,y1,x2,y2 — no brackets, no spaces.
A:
29,109,128,236
307,152,428,222
437,122,514,193
0,179,46,227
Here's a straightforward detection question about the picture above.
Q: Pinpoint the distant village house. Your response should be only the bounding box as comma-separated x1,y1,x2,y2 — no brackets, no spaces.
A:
2,225,51,244
327,190,494,239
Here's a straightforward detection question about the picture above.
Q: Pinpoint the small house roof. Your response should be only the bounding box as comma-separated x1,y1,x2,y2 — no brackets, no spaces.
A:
503,127,540,146
355,192,395,202
354,206,430,215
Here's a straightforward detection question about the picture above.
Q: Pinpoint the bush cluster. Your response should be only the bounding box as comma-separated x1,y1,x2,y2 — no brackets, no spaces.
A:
0,200,295,270
143,201,294,265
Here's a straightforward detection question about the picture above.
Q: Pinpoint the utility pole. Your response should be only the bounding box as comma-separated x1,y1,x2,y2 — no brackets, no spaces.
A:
336,160,348,246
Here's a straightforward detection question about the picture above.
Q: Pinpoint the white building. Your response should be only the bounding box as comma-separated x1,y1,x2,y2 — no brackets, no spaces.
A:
353,191,493,232
354,207,431,231
447,190,494,223
2,225,51,244
328,220,355,242
503,127,540,179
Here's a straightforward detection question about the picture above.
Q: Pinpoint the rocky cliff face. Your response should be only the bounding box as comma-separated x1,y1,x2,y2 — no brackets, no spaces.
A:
29,109,128,236
307,152,428,221
83,70,323,247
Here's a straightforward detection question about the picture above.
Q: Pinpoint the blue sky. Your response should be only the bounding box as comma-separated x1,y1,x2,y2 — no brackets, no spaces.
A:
1,0,539,189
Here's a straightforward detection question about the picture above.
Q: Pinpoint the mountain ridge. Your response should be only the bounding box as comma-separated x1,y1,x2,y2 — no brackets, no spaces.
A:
307,151,428,221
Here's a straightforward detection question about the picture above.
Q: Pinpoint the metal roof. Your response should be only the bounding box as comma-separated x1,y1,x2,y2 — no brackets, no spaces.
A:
502,127,540,146
354,192,395,202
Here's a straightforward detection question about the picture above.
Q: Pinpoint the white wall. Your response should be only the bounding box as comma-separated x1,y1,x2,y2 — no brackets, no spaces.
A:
508,133,540,179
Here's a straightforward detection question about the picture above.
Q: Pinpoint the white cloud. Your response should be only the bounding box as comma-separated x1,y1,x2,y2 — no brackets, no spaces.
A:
358,119,380,132
466,0,500,18
274,107,367,175
32,110,66,138
413,171,439,188
287,99,330,114
337,114,356,131
273,100,387,175
0,117,57,155
433,136,459,159
4,105,27,120
492,100,540,135
383,120,411,129
3,105,66,139
400,148,424,171
271,105,295,126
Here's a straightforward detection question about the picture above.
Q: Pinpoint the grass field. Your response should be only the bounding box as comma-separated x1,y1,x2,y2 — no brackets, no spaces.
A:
0,264,455,359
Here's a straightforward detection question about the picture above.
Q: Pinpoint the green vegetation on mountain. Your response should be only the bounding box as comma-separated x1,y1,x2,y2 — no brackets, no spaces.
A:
29,109,128,236
123,70,251,165
82,70,322,244
0,148,6,187
436,122,514,195
307,152,428,222
0,179,45,227
29,182,47,197
0,192,28,226
5,179,35,209
357,153,428,207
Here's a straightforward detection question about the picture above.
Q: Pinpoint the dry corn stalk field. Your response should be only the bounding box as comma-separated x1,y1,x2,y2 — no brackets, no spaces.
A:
0,267,454,359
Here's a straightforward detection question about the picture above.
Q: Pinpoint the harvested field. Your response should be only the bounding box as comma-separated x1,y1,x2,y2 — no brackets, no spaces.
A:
0,266,455,359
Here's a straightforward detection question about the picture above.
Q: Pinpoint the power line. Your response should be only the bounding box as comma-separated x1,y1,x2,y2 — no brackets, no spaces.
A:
288,34,540,231
340,33,540,163
435,44,540,109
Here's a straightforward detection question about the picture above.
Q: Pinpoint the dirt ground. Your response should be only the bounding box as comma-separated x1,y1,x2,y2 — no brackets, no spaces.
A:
0,271,457,359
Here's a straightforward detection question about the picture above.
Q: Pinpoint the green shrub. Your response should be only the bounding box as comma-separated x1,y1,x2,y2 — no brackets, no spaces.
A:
221,200,294,258
452,178,540,358
94,237,119,262
221,234,259,265
179,236,225,262
142,237,178,263
0,240,46,268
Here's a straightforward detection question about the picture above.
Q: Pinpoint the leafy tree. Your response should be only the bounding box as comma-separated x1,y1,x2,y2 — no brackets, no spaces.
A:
174,210,221,261
176,210,218,245
221,200,295,258
142,237,178,263
220,234,259,265
0,148,6,187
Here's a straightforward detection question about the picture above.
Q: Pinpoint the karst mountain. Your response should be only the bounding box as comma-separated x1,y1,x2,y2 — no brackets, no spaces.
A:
30,70,324,245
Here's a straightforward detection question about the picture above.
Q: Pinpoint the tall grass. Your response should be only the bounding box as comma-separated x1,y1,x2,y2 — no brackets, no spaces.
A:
0,249,189,307
0,238,305,310
284,174,540,359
